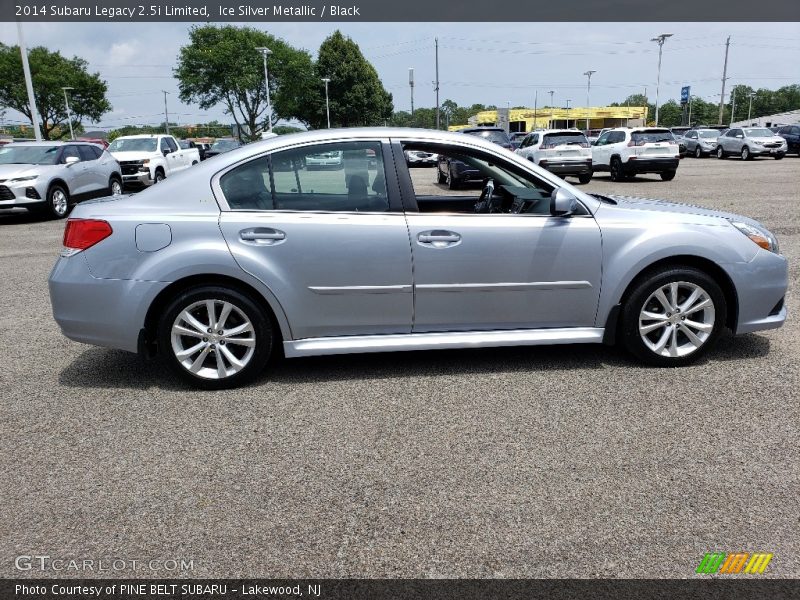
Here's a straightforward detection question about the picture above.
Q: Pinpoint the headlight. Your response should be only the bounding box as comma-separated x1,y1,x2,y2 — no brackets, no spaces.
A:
752,140,763,145
731,221,779,254
9,175,38,183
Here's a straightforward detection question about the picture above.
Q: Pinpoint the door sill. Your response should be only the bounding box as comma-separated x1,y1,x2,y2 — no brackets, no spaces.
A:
283,327,604,358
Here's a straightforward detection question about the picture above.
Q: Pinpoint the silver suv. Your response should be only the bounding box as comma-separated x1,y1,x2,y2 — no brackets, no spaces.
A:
715,127,788,160
49,128,787,388
0,141,122,219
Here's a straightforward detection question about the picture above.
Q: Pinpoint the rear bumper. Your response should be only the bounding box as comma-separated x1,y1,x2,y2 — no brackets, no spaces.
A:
540,159,592,175
49,253,168,353
624,157,679,173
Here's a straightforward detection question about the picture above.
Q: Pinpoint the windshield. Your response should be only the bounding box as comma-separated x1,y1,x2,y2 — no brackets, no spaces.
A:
542,132,588,146
631,130,673,143
211,139,239,151
698,130,719,138
744,128,774,137
465,129,511,144
0,145,61,165
108,138,157,152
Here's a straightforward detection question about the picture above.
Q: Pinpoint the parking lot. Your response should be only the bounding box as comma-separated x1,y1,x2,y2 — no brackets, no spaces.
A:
1,156,798,578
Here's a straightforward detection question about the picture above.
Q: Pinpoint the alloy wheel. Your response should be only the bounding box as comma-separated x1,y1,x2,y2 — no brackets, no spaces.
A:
638,281,715,358
695,146,702,158
51,189,68,216
111,180,123,195
170,299,256,380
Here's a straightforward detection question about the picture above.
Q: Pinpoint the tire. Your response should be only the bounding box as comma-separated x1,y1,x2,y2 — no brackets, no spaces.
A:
158,286,274,389
660,170,676,181
621,266,726,367
153,169,165,184
741,146,751,161
774,153,784,160
436,166,446,184
609,157,625,182
45,184,70,219
577,173,593,185
447,165,460,190
694,146,703,159
716,146,725,159
109,176,123,196
191,161,199,166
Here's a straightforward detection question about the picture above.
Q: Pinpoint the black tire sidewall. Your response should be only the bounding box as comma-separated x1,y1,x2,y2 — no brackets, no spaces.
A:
620,267,726,367
158,286,273,389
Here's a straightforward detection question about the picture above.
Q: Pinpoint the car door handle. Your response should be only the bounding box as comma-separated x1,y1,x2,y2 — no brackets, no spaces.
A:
240,228,286,245
417,230,461,248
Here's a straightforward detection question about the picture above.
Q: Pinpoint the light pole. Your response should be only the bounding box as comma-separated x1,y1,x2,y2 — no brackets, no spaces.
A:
651,33,673,126
566,99,571,128
61,86,75,140
17,21,42,141
321,77,331,128
161,90,170,134
583,70,596,132
747,91,756,124
255,46,273,133
409,68,415,117
548,90,554,107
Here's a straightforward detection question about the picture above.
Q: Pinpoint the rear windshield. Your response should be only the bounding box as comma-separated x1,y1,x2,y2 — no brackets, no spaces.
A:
542,132,588,145
464,129,511,144
631,130,673,143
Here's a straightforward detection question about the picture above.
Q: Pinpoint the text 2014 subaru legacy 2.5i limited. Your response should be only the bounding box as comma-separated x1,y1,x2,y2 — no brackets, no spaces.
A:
49,128,788,389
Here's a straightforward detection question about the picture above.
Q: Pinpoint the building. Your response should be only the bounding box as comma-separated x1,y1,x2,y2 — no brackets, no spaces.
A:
449,105,649,133
731,109,800,128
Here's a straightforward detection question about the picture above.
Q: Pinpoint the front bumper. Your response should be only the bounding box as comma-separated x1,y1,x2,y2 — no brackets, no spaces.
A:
0,181,46,208
122,170,153,186
749,146,786,156
49,253,168,353
727,249,788,335
540,159,592,175
623,157,679,173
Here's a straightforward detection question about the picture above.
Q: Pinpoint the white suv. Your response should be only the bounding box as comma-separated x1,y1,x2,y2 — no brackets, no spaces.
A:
515,129,593,184
591,127,680,182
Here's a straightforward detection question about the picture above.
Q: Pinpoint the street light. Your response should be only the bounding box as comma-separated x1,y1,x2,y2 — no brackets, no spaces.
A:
321,77,331,128
255,46,273,133
566,99,571,128
548,90,555,107
651,33,673,126
61,86,75,140
747,91,757,124
583,70,596,132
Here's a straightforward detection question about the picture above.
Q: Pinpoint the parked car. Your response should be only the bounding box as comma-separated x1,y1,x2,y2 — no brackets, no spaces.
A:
515,129,593,184
179,139,207,161
436,152,483,189
460,126,514,151
683,128,721,158
108,134,200,187
715,127,787,160
405,149,438,167
204,138,242,159
306,150,343,170
509,132,527,149
49,128,787,389
776,124,800,155
0,141,122,219
591,127,680,181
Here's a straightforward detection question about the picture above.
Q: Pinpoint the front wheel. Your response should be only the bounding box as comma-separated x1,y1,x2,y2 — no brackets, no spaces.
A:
660,170,676,181
774,153,784,160
436,166,446,184
621,267,726,367
446,166,460,190
109,177,123,196
46,184,70,219
716,146,725,159
158,286,274,389
577,173,593,185
741,146,751,161
153,169,165,184
694,146,703,159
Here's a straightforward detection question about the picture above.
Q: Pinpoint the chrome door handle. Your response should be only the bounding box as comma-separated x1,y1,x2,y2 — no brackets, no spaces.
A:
240,228,286,244
417,230,461,248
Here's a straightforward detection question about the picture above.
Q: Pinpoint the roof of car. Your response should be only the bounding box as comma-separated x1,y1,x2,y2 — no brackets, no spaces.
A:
114,134,166,139
5,140,99,147
533,129,587,135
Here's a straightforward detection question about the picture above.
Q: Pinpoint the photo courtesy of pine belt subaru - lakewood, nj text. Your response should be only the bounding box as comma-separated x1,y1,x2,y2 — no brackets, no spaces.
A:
48,128,788,389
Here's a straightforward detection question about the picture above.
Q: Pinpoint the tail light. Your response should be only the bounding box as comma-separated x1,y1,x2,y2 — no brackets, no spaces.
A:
62,218,113,256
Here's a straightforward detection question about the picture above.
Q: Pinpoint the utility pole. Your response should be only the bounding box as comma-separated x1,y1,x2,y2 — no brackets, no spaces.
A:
533,89,538,130
161,90,170,134
434,38,440,129
718,36,730,125
730,88,736,127
651,33,673,127
687,94,693,126
61,87,75,140
548,90,554,107
583,70,596,132
409,68,415,118
255,47,273,133
17,22,42,141
747,91,756,124
566,99,571,128
321,78,331,128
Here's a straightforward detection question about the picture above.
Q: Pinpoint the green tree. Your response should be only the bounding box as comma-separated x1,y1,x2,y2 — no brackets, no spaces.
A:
175,25,319,142
314,31,393,128
0,44,111,140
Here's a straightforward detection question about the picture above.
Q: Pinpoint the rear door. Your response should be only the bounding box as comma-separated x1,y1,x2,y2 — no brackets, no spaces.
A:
217,139,413,340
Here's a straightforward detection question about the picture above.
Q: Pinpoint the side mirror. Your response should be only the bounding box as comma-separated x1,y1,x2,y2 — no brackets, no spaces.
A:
162,149,170,156
64,156,79,166
550,188,578,217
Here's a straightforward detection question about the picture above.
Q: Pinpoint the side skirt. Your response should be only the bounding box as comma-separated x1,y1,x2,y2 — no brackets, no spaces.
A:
284,327,605,358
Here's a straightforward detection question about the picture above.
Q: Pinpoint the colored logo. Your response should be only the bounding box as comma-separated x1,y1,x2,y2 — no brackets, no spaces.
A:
696,552,773,574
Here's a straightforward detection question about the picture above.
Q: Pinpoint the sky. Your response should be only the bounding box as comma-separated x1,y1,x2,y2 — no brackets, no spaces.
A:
1,21,798,130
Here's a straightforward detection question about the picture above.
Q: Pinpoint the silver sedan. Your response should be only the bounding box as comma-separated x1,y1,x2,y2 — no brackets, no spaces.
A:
49,128,787,388
0,141,122,219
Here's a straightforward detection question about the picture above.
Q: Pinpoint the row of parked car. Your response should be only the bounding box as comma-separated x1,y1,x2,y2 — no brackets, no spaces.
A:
0,134,244,219
416,124,796,187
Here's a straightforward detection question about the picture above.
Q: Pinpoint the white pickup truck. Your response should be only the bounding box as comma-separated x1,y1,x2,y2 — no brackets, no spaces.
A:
107,134,201,187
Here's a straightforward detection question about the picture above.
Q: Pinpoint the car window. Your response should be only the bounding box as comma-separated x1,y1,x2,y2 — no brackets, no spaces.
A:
686,131,697,139
541,132,589,147
219,157,272,210
166,137,179,152
608,131,626,144
107,138,157,153
61,145,81,163
90,145,103,159
727,129,741,137
595,132,610,146
268,142,388,212
77,145,97,161
792,127,800,135
631,130,672,143
160,138,171,153
531,134,539,145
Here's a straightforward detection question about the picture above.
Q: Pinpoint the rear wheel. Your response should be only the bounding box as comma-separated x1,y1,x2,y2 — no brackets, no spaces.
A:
621,266,726,367
660,170,676,181
158,286,273,389
716,146,725,159
609,157,625,182
577,173,593,185
436,166,446,184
